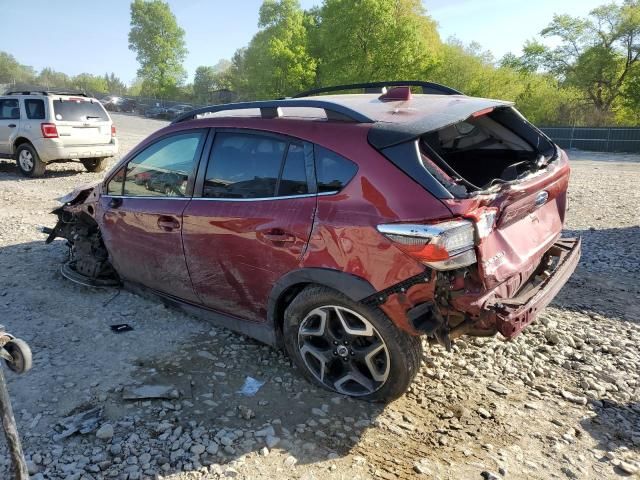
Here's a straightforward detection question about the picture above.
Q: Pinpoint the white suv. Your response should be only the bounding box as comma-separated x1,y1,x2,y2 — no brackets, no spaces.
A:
0,90,118,177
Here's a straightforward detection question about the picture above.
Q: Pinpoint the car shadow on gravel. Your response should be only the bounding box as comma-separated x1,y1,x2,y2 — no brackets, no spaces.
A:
553,226,640,324
0,159,85,179
580,400,640,474
0,239,389,477
112,333,390,473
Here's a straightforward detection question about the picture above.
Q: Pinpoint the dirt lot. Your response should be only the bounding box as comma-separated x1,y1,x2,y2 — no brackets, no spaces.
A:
0,113,638,479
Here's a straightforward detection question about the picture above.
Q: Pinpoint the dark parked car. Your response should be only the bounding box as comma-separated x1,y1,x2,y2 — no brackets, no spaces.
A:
144,106,170,119
45,81,580,401
101,96,137,113
167,104,194,119
147,171,188,196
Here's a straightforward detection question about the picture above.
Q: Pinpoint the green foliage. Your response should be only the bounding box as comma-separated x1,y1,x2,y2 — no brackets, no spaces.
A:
312,0,441,85
193,61,232,104
0,52,36,84
128,0,187,98
104,73,127,95
516,0,640,124
36,68,71,89
71,73,108,95
4,0,639,127
237,0,316,99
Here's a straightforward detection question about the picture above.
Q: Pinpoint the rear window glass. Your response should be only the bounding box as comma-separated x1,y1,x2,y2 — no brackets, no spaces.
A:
314,146,358,193
25,99,45,119
53,99,108,122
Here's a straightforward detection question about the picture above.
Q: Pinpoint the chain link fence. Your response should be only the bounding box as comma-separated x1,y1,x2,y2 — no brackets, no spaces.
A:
540,127,640,153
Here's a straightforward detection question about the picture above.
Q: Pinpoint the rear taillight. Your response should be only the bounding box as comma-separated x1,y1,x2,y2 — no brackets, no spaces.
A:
41,123,58,138
377,220,477,271
111,125,116,137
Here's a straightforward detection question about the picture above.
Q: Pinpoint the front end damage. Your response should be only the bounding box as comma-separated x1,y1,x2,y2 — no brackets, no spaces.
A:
43,184,119,287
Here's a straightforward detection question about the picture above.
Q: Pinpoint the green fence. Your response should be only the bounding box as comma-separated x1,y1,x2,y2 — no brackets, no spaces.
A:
540,127,640,153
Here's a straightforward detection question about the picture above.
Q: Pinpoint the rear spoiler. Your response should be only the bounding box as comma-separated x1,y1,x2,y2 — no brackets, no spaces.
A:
368,98,513,149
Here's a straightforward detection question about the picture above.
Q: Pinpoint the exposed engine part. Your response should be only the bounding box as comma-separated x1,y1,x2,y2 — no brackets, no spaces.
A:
46,208,120,288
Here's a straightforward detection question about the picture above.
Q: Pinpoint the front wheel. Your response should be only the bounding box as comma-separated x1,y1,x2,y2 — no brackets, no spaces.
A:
283,286,423,402
81,158,109,173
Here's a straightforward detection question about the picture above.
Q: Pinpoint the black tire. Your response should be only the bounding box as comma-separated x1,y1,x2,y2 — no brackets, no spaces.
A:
4,338,32,374
283,285,423,402
16,143,46,177
81,158,109,173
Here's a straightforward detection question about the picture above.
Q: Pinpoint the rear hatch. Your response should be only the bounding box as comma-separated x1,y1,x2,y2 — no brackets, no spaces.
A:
52,97,112,147
420,106,569,289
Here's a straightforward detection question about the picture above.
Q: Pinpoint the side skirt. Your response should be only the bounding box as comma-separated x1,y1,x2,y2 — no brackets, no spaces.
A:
124,281,279,348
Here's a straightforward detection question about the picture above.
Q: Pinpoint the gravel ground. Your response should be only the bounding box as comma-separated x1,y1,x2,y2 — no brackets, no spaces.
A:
0,113,638,479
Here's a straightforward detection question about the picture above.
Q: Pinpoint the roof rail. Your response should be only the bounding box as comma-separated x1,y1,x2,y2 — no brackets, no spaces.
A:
293,81,462,98
171,99,374,124
6,89,88,97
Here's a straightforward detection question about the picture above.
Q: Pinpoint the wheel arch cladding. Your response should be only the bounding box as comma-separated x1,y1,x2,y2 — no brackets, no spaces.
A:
13,137,32,152
267,268,377,344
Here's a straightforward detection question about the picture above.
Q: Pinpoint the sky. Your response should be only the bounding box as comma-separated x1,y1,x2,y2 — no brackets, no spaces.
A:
2,0,608,85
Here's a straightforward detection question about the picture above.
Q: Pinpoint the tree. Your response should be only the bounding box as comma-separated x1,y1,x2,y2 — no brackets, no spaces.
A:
72,73,108,95
237,0,316,99
36,68,71,89
519,1,640,123
104,73,127,95
128,0,187,97
0,52,36,85
193,61,232,104
312,0,441,85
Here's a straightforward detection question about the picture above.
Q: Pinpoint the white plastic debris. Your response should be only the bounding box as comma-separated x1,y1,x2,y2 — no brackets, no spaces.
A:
237,376,265,396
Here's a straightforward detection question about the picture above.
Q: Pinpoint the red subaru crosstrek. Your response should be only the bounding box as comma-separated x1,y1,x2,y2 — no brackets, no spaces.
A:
46,81,581,401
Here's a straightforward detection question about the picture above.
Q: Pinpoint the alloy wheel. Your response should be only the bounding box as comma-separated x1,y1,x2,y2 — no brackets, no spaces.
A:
297,305,390,396
18,150,34,172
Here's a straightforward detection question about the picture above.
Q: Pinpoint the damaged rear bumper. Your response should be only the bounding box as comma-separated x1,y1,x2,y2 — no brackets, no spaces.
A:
483,237,581,339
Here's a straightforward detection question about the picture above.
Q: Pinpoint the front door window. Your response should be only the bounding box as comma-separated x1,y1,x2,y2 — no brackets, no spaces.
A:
107,131,203,197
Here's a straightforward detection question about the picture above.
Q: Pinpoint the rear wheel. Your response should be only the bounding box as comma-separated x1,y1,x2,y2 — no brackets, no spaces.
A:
16,143,46,177
283,285,423,402
81,158,109,173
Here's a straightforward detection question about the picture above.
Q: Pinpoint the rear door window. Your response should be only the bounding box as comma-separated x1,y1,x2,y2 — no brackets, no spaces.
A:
203,132,287,199
53,99,108,122
278,143,308,196
25,99,45,119
0,99,20,119
314,146,358,193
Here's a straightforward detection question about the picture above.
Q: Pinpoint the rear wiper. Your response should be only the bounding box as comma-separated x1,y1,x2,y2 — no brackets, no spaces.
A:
85,116,102,120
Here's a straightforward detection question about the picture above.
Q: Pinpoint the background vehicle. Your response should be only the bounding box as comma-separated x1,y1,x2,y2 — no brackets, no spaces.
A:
147,170,188,196
0,89,118,177
166,104,194,119
101,96,138,113
45,81,580,401
144,106,170,119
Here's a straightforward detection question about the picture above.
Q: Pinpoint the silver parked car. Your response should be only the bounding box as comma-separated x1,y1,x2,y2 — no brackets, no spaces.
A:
0,90,118,177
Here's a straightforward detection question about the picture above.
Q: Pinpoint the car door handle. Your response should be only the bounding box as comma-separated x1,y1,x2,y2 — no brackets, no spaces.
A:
109,197,123,209
8,124,16,128
263,231,296,243
157,216,180,232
